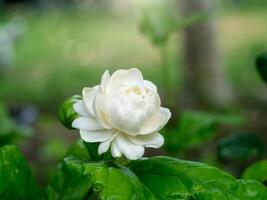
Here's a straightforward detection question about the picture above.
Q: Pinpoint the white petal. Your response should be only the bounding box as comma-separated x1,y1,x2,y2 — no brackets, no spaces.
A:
82,86,98,117
93,93,111,129
144,80,157,92
111,141,121,158
114,134,144,160
80,129,113,143
100,70,110,93
72,117,104,131
140,107,171,135
106,68,144,94
73,100,89,117
127,68,144,81
127,132,164,148
98,133,118,155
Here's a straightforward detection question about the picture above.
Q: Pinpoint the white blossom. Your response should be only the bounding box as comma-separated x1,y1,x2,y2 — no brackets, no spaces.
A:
72,68,171,160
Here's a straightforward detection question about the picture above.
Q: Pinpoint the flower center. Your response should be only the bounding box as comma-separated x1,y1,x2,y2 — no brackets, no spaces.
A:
126,86,141,95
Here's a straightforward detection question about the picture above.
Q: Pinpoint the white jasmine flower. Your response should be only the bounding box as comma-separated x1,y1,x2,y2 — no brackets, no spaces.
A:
72,68,171,160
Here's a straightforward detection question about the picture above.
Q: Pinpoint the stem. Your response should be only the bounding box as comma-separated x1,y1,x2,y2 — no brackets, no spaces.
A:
113,156,129,167
160,42,173,109
83,188,97,200
87,192,99,200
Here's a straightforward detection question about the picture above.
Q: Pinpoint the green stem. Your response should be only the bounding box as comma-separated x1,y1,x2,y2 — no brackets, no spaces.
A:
160,42,173,109
87,192,99,200
113,156,129,167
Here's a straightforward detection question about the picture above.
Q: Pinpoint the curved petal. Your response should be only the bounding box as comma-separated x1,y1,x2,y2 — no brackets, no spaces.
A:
82,86,99,117
127,132,164,148
93,93,112,129
80,129,113,143
144,80,157,92
73,100,89,117
72,117,104,131
140,107,171,135
100,70,110,93
106,68,143,94
111,141,121,158
98,133,118,155
114,134,144,160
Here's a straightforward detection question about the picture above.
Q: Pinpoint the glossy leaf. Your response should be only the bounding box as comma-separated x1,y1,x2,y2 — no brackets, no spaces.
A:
164,111,244,152
58,95,81,129
47,146,267,200
0,145,43,199
256,52,267,84
47,157,156,200
45,140,91,200
217,133,265,162
46,157,93,200
128,156,267,199
242,159,267,184
65,139,90,161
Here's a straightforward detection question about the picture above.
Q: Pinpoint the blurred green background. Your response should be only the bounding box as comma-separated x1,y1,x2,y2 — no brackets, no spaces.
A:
0,0,267,186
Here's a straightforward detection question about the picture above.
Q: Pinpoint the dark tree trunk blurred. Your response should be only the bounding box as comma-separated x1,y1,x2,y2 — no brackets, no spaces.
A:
180,0,234,109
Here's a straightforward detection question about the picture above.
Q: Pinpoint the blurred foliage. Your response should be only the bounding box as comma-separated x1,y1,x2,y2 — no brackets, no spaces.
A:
138,0,179,46
0,145,43,199
38,139,67,162
217,133,266,163
0,102,32,146
256,52,267,84
0,8,266,110
164,111,245,152
138,0,208,46
242,159,267,184
222,0,267,9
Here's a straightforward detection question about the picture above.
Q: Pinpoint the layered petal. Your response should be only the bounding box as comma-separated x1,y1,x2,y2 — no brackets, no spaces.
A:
73,100,89,117
93,93,111,129
72,116,103,131
82,86,98,117
113,134,145,160
98,133,118,155
144,80,157,92
127,132,164,148
139,107,171,135
104,87,160,135
100,70,110,93
80,129,113,143
73,68,171,160
106,68,143,94
111,141,122,158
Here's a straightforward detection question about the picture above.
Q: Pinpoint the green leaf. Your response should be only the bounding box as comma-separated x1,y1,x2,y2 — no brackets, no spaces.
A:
256,52,267,84
58,95,81,129
217,133,265,162
47,157,156,200
88,165,156,199
128,156,267,199
0,145,43,199
164,111,245,152
48,146,267,200
65,139,90,161
45,140,91,199
242,159,267,184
